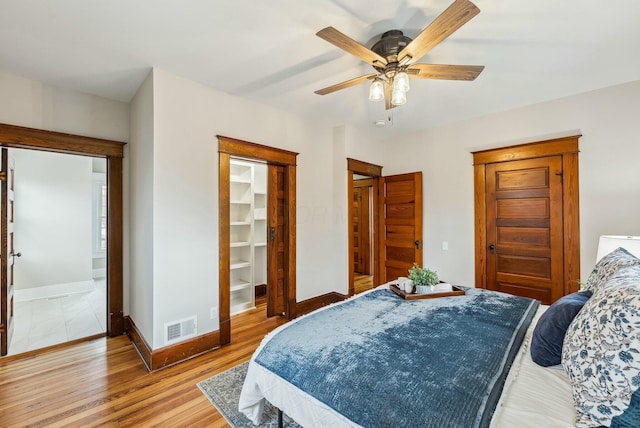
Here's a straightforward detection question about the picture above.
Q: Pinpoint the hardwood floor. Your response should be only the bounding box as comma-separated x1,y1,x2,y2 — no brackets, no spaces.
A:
0,297,287,427
354,273,373,294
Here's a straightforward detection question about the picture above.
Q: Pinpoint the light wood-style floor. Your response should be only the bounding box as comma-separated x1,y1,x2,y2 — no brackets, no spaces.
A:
354,273,374,294
0,297,287,427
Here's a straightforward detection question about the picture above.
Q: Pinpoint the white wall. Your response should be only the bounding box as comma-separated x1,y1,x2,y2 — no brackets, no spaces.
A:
327,125,389,295
0,69,130,302
12,149,93,290
379,80,640,286
129,71,155,342
133,69,343,348
0,69,129,142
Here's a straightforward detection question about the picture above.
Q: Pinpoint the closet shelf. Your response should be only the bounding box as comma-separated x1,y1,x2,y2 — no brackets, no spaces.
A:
230,177,251,184
231,280,251,292
230,260,251,270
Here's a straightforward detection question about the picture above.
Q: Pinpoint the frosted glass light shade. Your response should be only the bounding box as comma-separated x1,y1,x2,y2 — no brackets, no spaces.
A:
391,87,406,105
393,71,410,92
596,235,640,262
369,80,384,101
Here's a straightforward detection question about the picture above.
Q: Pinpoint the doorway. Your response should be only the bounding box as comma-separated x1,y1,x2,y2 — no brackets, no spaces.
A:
352,176,374,294
472,135,581,304
228,158,267,316
8,149,107,355
347,159,382,295
0,123,125,357
218,136,297,346
347,158,423,294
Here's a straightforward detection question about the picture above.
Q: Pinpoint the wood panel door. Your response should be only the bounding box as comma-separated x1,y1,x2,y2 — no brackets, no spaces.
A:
0,149,15,356
352,183,372,275
486,156,564,304
474,136,581,303
379,172,423,282
267,164,286,317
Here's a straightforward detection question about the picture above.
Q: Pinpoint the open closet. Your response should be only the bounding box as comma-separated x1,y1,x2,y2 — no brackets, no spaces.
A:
229,158,267,314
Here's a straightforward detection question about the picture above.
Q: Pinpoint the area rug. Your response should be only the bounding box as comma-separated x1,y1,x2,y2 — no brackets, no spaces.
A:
197,362,301,428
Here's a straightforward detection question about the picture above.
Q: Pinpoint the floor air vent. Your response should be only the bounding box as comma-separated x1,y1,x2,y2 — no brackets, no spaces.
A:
164,316,197,346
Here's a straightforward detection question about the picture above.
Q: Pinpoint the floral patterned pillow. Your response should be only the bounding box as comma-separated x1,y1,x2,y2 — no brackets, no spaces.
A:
583,247,640,293
605,265,640,289
562,281,640,427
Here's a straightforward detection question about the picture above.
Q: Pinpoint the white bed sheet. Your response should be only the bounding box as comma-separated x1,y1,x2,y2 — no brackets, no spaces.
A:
490,306,576,427
239,290,577,427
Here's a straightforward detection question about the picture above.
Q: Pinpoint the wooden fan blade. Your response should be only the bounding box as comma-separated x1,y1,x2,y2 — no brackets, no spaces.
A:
317,27,388,67
407,64,484,81
398,0,480,64
314,73,377,95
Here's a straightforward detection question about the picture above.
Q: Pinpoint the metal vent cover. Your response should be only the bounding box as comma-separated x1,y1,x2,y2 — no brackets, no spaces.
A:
164,316,197,346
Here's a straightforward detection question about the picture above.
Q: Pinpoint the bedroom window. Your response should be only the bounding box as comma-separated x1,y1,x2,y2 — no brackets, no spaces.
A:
93,173,107,256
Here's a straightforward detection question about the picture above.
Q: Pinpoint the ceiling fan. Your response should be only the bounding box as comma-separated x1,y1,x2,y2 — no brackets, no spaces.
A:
314,0,484,110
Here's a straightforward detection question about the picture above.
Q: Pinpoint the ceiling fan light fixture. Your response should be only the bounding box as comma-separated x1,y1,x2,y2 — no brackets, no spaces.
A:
314,0,484,114
369,79,384,101
393,71,410,92
391,87,407,106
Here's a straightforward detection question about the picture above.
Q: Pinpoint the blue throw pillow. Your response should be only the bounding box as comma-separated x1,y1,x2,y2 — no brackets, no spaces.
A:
611,388,640,428
530,290,592,367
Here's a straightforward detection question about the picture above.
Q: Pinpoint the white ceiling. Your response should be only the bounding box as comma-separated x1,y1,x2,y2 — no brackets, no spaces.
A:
1,0,639,138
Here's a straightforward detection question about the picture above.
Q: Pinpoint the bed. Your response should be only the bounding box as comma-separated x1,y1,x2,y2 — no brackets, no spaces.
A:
239,252,640,428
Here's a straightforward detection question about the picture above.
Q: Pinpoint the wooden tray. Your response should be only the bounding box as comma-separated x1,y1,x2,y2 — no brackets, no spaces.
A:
390,283,466,300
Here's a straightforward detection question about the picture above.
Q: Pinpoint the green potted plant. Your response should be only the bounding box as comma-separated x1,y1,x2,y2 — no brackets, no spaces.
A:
408,263,439,294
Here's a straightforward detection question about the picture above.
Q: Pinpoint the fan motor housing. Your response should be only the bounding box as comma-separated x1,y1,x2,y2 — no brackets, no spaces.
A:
371,30,412,61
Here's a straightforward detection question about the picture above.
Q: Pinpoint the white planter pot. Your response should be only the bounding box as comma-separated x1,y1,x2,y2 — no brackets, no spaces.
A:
416,285,434,294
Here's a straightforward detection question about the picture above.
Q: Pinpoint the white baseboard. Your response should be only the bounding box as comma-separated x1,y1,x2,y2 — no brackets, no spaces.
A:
14,280,95,302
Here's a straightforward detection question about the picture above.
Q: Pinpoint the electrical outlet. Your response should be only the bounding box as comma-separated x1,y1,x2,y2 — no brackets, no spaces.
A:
442,241,449,251
210,306,217,320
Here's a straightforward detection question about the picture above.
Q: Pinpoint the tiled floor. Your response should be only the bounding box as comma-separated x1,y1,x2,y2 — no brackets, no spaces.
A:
8,280,106,355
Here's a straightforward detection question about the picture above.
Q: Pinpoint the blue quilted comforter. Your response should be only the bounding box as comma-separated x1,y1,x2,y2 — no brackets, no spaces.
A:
255,288,539,427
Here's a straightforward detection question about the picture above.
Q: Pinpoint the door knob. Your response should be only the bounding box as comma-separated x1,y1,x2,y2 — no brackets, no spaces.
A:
269,227,276,242
488,244,495,253
10,251,21,258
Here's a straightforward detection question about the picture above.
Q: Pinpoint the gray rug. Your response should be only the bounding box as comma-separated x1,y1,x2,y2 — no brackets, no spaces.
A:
197,362,302,428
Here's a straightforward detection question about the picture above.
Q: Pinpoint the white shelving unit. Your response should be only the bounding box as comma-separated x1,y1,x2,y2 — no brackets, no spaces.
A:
229,159,267,314
253,163,267,288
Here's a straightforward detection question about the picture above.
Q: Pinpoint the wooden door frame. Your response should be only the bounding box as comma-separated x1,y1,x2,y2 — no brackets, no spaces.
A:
0,123,126,340
472,135,581,296
347,158,382,295
218,136,298,346
0,149,12,355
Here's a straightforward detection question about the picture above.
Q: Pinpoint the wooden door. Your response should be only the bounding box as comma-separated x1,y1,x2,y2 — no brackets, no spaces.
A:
379,172,423,282
1,149,15,356
486,156,564,304
267,164,286,317
352,182,372,275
